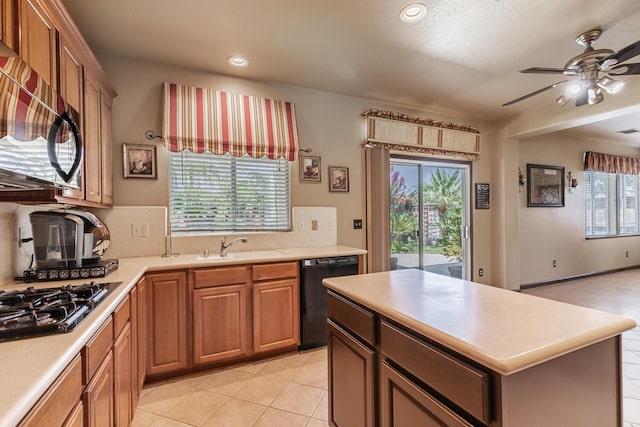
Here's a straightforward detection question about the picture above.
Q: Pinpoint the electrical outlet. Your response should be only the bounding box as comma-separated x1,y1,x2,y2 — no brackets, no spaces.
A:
478,268,484,277
353,219,363,229
311,220,318,231
132,223,149,237
553,260,557,268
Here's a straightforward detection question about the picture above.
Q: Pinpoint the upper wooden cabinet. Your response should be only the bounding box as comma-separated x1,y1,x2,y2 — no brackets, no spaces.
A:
1,0,17,51
18,0,57,89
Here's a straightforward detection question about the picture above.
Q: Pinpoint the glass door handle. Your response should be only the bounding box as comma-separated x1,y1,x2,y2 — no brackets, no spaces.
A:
463,226,470,240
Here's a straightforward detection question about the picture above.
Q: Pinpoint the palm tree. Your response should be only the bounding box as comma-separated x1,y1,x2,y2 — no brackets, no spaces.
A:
423,170,462,258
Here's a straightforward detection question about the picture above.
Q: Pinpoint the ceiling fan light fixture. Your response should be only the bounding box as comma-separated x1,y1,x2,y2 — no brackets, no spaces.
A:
400,3,427,22
597,76,624,94
567,82,582,95
556,95,571,106
587,85,604,105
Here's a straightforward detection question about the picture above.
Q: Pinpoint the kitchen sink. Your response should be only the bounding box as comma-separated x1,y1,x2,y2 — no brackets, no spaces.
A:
193,250,285,262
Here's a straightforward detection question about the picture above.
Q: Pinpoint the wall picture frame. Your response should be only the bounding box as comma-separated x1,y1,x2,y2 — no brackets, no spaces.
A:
123,143,157,179
300,155,321,182
329,166,349,192
527,164,564,207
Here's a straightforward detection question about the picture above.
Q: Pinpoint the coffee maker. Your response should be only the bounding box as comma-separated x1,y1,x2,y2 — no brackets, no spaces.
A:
29,209,110,268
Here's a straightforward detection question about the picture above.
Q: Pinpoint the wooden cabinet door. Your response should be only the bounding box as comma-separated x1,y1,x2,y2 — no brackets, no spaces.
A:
1,0,17,51
253,278,299,353
113,322,132,427
380,362,473,427
130,286,139,411
83,72,102,203
62,401,83,427
147,271,189,376
83,351,114,427
193,284,250,365
99,91,113,205
137,277,148,391
58,31,84,200
327,319,375,427
18,0,57,88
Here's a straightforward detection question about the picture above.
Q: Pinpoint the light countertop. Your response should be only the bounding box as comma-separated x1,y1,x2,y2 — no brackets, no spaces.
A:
322,269,636,376
0,245,365,427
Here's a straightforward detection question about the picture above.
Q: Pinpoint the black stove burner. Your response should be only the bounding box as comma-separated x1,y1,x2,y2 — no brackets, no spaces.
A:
0,281,120,341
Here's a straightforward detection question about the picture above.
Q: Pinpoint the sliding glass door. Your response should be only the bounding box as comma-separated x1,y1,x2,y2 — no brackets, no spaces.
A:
390,156,471,279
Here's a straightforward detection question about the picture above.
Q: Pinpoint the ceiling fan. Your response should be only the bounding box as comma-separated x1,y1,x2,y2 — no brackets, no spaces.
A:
503,28,640,107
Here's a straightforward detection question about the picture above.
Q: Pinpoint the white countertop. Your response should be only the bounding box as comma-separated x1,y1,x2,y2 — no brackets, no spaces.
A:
0,245,365,427
322,269,636,375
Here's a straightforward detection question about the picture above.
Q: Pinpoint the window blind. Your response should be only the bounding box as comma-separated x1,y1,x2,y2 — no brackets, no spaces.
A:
169,151,290,232
585,171,617,237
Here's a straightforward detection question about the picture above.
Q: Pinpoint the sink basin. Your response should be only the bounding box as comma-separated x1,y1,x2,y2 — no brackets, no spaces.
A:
196,254,233,261
231,250,284,259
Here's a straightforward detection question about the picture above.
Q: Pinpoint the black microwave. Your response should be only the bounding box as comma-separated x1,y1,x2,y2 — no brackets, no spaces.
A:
0,56,82,190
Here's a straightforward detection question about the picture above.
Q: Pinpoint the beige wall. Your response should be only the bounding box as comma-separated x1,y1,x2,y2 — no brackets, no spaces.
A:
98,53,495,282
518,133,640,285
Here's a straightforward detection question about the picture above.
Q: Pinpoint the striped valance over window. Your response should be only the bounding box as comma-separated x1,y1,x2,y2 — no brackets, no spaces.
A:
584,151,640,174
162,82,299,161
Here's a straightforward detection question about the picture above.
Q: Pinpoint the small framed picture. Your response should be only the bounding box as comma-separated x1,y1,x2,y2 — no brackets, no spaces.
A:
123,143,157,179
329,166,349,192
300,155,321,182
527,164,564,207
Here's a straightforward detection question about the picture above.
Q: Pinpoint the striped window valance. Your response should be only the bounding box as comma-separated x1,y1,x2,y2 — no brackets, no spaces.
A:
584,151,640,174
162,82,299,161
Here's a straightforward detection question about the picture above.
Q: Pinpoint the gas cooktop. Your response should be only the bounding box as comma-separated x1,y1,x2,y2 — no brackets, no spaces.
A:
0,281,121,342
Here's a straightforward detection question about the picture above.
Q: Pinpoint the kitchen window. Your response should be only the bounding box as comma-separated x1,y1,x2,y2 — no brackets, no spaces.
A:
585,170,640,237
169,151,290,233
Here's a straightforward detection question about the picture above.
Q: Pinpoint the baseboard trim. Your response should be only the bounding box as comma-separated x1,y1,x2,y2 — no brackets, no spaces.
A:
520,265,640,290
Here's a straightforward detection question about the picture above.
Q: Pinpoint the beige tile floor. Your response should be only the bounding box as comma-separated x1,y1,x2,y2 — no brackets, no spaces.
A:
133,347,329,427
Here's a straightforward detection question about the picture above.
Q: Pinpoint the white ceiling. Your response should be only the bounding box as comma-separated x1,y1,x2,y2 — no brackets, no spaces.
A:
61,0,640,144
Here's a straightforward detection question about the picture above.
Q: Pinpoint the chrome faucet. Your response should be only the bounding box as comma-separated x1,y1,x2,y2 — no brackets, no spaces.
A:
220,236,248,257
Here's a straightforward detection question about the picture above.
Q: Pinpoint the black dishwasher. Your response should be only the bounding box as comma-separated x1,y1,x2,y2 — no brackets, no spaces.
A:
299,255,359,350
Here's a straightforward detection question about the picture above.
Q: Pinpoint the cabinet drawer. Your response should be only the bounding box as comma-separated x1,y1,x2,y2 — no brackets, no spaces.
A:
20,355,82,427
82,317,113,384
327,291,375,346
380,361,473,427
194,266,250,288
252,261,298,281
380,321,490,425
113,294,130,338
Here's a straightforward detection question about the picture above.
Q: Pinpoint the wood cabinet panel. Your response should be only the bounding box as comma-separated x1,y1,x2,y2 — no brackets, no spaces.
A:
193,265,249,288
137,277,148,390
83,72,102,204
252,261,297,281
113,322,133,427
147,271,189,376
380,362,473,427
83,350,114,427
57,31,83,112
100,92,113,205
113,294,130,338
1,0,17,53
62,401,83,427
253,278,299,353
19,355,82,427
82,316,113,385
130,285,140,411
327,291,375,346
327,319,375,427
18,0,57,89
193,284,250,364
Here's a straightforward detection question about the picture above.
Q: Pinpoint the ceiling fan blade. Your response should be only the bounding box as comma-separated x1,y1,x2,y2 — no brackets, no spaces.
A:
609,62,640,75
600,40,640,66
502,81,568,106
520,67,568,74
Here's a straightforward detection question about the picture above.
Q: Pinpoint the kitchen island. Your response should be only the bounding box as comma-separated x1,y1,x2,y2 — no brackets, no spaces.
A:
323,269,636,427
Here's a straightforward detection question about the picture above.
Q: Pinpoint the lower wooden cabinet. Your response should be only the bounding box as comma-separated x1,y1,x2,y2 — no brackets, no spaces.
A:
137,277,148,390
114,322,133,426
63,401,84,427
253,278,299,353
380,362,473,427
146,271,189,376
327,319,375,427
19,355,83,427
83,350,114,427
193,284,250,365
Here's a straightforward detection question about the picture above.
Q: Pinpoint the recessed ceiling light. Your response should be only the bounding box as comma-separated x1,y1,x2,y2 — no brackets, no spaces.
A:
400,3,427,23
227,56,249,67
